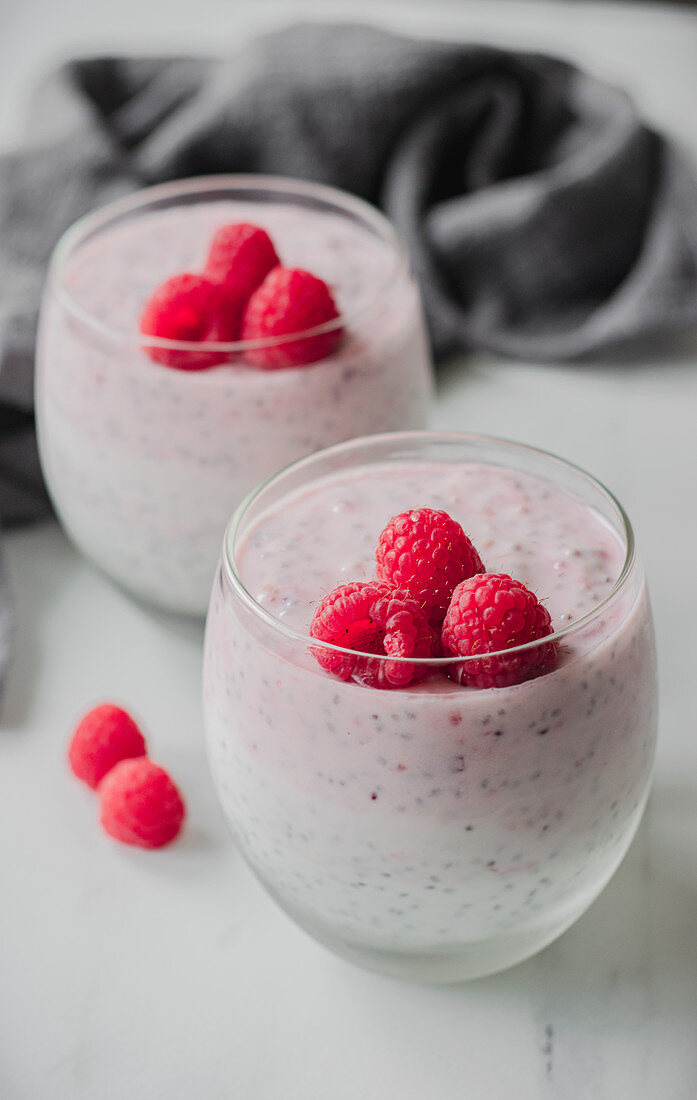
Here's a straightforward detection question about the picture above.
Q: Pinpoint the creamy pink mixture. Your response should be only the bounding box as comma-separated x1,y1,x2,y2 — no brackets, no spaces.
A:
240,460,622,636
203,459,657,980
63,202,397,335
37,201,431,615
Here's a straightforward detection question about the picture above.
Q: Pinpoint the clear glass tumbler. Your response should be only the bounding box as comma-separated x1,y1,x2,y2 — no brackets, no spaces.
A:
202,432,657,982
36,177,432,616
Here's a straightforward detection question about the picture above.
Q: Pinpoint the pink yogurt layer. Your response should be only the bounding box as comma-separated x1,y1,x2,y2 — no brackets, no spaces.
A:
203,459,657,958
239,460,624,633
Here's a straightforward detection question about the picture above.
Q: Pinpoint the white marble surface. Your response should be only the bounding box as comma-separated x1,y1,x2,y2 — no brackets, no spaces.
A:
2,1,697,1097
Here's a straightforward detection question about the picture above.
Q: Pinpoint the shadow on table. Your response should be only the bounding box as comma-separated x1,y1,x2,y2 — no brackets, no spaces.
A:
0,520,206,729
326,779,697,1090
1,521,70,728
447,780,697,1083
279,780,697,1100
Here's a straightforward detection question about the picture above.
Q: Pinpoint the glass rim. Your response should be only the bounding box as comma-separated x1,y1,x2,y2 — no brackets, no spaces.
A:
221,430,638,668
48,173,408,353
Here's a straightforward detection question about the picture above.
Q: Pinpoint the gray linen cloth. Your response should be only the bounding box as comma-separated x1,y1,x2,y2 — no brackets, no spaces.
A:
1,22,697,527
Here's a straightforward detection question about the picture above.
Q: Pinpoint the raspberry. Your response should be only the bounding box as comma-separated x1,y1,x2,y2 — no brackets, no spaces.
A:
68,704,146,789
310,580,435,688
441,573,557,688
99,758,185,849
139,272,240,370
376,508,485,625
241,267,342,369
204,223,279,301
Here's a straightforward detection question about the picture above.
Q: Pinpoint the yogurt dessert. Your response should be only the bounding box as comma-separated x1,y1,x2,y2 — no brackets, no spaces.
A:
36,177,432,615
203,432,657,983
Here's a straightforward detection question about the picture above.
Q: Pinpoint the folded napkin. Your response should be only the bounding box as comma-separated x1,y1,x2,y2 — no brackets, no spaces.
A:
1,22,697,526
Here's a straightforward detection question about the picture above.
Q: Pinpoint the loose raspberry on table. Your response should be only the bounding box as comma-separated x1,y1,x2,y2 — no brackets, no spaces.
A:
310,580,435,688
204,223,279,302
376,508,485,626
241,266,342,369
441,573,557,688
68,704,146,789
99,758,185,849
139,272,240,369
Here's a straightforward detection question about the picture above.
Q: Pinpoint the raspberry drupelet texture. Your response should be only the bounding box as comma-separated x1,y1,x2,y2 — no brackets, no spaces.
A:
204,223,279,301
139,272,240,369
68,704,146,789
310,581,435,688
442,572,557,688
376,508,485,625
241,266,342,369
99,758,185,849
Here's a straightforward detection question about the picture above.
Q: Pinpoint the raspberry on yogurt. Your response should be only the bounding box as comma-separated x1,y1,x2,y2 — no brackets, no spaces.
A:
241,267,342,369
376,507,485,625
310,580,435,688
204,223,279,300
442,572,557,688
139,272,240,369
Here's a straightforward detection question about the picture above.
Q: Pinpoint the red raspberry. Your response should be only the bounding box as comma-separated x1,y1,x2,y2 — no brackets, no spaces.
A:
442,573,557,688
99,758,185,849
376,508,485,626
204,223,279,301
310,580,435,688
139,272,240,370
241,267,342,369
68,703,146,789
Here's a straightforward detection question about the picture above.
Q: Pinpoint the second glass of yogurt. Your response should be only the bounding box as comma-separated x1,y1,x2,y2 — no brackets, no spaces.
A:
36,177,432,615
203,431,658,983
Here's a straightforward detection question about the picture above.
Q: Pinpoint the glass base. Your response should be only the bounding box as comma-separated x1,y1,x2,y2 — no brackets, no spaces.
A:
62,525,209,619
258,798,649,984
279,902,579,984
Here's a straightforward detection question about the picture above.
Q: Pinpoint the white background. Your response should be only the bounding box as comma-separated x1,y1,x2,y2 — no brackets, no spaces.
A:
1,2,697,1097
